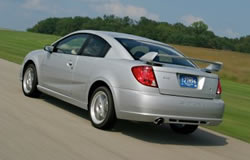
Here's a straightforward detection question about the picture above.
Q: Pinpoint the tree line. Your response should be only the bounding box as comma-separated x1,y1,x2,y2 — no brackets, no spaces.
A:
27,15,250,54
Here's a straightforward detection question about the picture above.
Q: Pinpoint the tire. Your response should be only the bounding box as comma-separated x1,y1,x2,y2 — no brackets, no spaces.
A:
89,86,116,129
22,63,40,98
170,124,198,134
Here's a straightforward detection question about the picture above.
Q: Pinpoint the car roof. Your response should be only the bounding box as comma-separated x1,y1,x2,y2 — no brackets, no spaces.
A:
73,30,170,47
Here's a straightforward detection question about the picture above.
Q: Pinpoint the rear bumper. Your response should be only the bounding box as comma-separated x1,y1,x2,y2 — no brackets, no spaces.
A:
113,88,225,126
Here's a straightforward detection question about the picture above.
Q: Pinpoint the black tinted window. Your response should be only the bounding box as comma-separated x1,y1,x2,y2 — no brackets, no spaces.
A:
55,34,88,55
81,36,110,57
116,38,195,67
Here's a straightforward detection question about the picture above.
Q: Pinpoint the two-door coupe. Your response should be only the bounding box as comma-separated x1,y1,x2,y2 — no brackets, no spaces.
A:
20,30,224,134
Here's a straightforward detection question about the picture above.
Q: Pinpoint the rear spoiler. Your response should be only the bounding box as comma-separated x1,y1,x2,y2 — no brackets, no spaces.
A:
139,52,223,73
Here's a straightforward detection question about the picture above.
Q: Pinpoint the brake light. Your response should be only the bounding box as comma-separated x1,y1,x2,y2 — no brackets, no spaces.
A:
216,79,222,95
132,66,158,88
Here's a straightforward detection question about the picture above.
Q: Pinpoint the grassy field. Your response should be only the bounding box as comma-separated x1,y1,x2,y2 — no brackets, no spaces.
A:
207,80,250,142
0,29,250,143
0,29,59,64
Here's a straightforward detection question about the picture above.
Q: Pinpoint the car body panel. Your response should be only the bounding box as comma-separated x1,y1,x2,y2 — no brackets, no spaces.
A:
153,64,218,99
20,49,45,82
114,87,224,125
40,52,77,97
20,30,225,126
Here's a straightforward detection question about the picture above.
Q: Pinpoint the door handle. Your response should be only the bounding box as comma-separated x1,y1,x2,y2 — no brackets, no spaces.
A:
66,61,73,69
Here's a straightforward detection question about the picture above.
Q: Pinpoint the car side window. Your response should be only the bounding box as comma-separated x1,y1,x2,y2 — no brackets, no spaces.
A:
81,36,110,57
55,34,89,55
130,46,149,60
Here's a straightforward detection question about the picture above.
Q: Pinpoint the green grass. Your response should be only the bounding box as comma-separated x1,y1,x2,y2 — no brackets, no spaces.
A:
0,29,59,64
207,80,250,143
0,29,250,143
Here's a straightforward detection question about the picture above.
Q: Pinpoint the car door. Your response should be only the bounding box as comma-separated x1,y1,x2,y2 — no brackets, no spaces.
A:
71,35,111,104
40,34,89,97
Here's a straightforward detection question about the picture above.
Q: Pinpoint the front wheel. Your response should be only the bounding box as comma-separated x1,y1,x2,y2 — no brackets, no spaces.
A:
89,86,116,129
170,124,198,134
22,64,40,97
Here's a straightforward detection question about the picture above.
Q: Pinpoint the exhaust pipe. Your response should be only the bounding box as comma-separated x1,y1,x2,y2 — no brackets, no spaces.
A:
154,117,164,125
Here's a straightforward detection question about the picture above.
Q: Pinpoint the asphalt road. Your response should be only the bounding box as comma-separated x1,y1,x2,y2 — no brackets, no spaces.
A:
0,58,250,160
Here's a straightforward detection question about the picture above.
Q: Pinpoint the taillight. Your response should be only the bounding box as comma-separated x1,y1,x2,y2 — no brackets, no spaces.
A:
131,66,158,88
216,79,222,95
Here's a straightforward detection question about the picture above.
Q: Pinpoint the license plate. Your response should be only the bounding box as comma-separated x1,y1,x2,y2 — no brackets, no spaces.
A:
180,75,198,88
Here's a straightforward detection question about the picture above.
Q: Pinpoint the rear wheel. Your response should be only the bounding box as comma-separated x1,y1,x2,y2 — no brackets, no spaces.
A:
170,124,198,134
89,86,116,129
22,64,40,97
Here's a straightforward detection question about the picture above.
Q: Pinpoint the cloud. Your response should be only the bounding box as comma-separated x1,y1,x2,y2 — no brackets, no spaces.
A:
93,1,160,21
21,0,72,15
224,28,240,38
180,15,205,26
21,0,159,21
21,0,47,11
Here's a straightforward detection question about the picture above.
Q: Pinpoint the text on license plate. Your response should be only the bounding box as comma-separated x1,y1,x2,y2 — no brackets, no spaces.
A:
180,75,198,88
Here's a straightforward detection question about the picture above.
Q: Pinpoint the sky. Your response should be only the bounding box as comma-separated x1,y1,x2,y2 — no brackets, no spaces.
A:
0,0,249,38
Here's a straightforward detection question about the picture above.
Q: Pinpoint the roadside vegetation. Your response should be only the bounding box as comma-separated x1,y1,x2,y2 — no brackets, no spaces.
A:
0,29,249,143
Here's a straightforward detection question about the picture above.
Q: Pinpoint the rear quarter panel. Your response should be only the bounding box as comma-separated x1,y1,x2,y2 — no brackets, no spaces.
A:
81,58,160,110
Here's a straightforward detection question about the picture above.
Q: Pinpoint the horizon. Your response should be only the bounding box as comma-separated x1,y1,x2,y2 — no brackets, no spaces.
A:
0,0,250,38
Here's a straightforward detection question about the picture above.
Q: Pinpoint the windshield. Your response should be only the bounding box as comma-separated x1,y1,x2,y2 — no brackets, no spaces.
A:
116,38,195,68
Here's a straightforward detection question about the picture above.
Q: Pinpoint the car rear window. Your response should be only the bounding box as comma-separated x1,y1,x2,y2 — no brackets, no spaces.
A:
116,38,195,67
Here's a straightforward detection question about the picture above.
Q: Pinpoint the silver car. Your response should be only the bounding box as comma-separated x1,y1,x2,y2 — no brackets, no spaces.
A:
20,30,224,134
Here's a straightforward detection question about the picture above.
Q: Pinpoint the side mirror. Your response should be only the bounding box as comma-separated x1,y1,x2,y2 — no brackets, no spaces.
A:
44,45,54,53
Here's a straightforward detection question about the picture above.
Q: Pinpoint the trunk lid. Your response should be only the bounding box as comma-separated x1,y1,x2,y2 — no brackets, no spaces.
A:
153,64,218,99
